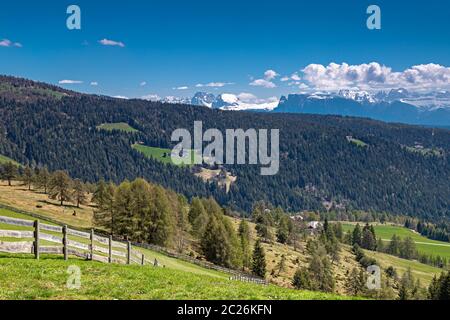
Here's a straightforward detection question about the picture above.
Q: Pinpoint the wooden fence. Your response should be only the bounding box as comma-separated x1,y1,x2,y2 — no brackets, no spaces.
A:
0,215,145,266
0,210,268,285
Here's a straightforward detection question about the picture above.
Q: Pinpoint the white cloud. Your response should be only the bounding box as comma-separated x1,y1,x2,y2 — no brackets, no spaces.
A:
173,86,189,90
291,73,301,81
99,39,125,48
140,81,147,87
195,82,233,88
298,83,309,90
141,94,161,101
301,62,450,91
249,79,277,88
113,95,129,99
280,76,290,82
0,39,22,48
59,80,83,84
264,69,279,81
90,82,98,86
249,70,279,88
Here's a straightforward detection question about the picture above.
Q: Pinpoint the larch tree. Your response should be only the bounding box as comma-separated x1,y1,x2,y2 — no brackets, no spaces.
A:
48,170,73,206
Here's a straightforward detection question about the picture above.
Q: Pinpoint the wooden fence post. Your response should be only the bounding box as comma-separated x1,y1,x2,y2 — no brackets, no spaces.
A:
141,253,145,266
34,220,40,260
63,225,68,261
127,241,131,265
108,235,112,263
90,229,94,260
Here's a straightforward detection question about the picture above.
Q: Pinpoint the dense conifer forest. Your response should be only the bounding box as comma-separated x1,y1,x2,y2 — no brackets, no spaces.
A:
0,76,449,219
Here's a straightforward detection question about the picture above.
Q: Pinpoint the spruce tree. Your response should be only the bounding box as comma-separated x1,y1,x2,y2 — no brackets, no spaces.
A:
352,224,362,246
292,268,311,290
252,239,266,278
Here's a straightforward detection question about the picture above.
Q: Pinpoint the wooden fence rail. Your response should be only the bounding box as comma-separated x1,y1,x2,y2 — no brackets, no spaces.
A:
0,215,143,267
0,211,268,285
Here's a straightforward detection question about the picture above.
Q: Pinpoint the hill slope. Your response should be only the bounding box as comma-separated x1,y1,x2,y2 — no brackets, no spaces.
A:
0,76,449,219
0,254,350,300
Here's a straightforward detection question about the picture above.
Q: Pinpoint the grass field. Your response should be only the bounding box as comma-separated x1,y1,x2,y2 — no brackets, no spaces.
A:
347,137,367,147
0,154,20,166
342,223,450,259
96,122,139,133
363,249,443,285
0,181,93,228
0,206,226,279
132,144,200,166
0,254,353,300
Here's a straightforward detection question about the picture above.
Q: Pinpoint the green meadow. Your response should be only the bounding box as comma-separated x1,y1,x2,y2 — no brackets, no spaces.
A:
96,122,139,133
132,144,200,166
0,155,20,166
0,254,353,300
342,223,450,259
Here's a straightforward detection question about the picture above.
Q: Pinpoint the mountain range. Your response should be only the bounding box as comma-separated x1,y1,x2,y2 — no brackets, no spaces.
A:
153,89,450,126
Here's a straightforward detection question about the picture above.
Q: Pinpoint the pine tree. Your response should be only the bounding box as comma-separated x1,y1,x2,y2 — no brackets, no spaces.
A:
345,268,366,296
398,268,415,300
238,219,252,270
93,181,116,235
308,251,335,293
252,239,266,278
333,222,343,241
292,268,311,290
276,254,287,276
113,180,133,236
48,170,72,206
72,179,87,208
388,234,401,256
35,167,51,193
188,197,208,236
352,223,362,246
2,162,18,186
22,166,34,190
362,227,376,251
147,185,176,247
400,237,417,260
201,213,235,268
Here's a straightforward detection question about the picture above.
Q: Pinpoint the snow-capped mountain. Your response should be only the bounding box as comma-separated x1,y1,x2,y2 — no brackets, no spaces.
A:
143,89,450,125
160,96,191,104
144,92,278,111
210,93,279,111
191,92,216,108
338,89,375,103
274,90,450,126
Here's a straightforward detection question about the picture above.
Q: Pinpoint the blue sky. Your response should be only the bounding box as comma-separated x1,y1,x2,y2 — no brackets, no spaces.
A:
1,0,450,101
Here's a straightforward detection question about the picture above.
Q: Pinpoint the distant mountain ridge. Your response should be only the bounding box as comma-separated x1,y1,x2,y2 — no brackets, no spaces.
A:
149,88,450,126
275,90,450,126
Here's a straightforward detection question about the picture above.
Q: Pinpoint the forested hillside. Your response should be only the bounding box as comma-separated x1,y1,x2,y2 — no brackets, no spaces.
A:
0,76,449,219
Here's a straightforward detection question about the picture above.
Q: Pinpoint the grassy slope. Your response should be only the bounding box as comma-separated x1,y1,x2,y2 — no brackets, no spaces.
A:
0,254,350,300
0,206,225,279
363,250,442,286
96,122,139,133
342,223,450,259
132,144,200,166
0,181,93,228
228,217,361,294
0,182,441,297
0,154,20,166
